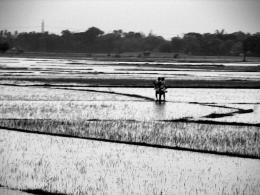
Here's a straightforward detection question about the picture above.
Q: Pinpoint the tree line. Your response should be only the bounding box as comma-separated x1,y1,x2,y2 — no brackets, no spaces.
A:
0,27,260,59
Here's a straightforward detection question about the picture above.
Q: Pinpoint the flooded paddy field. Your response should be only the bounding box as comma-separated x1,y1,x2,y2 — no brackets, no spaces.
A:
1,57,260,87
0,56,260,194
0,85,259,124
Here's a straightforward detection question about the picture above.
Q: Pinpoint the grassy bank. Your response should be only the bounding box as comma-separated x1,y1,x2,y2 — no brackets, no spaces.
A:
0,119,259,158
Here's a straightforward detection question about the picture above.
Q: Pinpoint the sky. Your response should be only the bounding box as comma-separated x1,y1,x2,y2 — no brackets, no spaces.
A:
0,0,260,39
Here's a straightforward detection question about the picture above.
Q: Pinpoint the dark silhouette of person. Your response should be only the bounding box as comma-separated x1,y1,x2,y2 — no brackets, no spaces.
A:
161,77,167,101
153,77,163,100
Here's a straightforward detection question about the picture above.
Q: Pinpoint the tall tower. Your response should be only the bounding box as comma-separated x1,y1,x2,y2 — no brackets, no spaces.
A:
41,20,45,33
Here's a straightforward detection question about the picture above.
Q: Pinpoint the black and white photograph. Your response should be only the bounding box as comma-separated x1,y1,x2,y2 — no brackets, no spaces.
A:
0,0,260,194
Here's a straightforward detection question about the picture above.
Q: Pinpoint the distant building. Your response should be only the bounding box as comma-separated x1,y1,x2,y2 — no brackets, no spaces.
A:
41,20,45,33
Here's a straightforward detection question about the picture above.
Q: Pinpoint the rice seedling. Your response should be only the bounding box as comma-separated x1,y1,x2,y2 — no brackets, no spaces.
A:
0,99,235,121
0,119,259,158
1,129,260,195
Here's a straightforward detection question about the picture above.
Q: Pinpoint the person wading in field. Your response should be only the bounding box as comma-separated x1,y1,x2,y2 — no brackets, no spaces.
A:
153,77,160,100
153,77,167,101
161,77,167,101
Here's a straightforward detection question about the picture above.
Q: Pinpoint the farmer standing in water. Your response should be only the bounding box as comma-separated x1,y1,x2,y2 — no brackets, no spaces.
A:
153,77,167,101
161,77,167,101
153,77,160,100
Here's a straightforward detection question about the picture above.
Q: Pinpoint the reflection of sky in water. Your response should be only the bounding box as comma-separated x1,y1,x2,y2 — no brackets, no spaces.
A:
1,57,259,66
81,87,260,104
153,102,167,120
1,85,259,123
208,104,260,124
1,57,260,81
69,87,260,124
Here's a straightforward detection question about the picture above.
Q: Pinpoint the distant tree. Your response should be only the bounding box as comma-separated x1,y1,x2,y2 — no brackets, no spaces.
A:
83,27,104,51
183,33,201,55
98,33,119,52
171,37,184,52
85,27,104,41
251,33,260,56
218,40,235,55
242,36,254,61
232,31,247,41
117,31,145,52
242,33,260,61
123,31,144,39
2,27,259,56
113,30,123,38
230,42,243,56
144,34,165,51
215,29,225,40
0,42,10,53
61,30,72,37
159,42,172,52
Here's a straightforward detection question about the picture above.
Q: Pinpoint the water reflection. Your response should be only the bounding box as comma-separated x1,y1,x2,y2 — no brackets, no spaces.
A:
1,57,260,81
153,101,166,120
